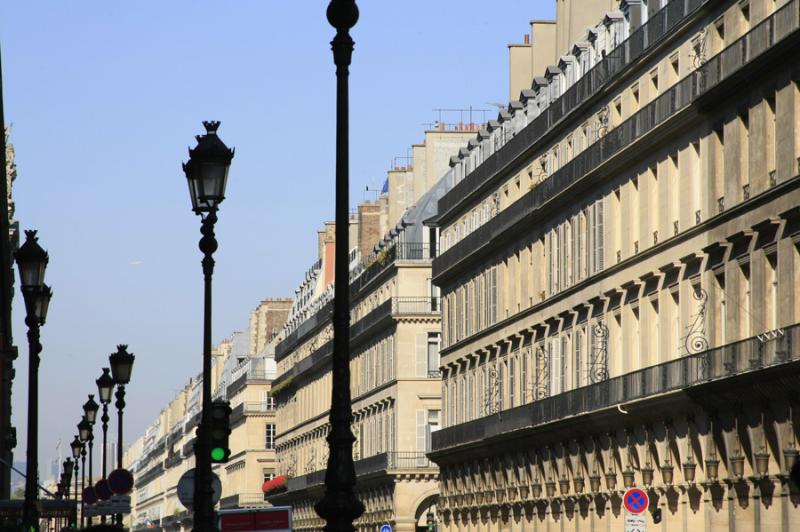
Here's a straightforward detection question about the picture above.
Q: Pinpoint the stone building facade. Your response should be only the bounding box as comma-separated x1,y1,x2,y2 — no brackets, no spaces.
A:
268,129,477,531
125,299,291,531
427,0,800,530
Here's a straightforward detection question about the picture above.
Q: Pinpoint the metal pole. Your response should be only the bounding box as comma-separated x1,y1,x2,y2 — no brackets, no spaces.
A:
22,318,41,531
100,402,108,524
87,429,93,527
193,209,218,532
114,384,125,525
74,459,79,527
314,2,365,531
80,446,86,529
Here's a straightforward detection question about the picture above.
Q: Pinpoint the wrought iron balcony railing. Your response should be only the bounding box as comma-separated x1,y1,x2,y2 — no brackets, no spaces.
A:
279,452,438,495
437,0,709,221
434,0,800,282
431,323,800,453
273,297,441,394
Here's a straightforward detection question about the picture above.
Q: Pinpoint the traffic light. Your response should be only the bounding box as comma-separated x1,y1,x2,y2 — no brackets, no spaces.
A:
426,511,436,532
208,400,232,463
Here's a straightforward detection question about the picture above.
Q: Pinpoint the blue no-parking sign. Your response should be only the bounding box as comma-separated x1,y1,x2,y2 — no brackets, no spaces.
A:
380,525,392,532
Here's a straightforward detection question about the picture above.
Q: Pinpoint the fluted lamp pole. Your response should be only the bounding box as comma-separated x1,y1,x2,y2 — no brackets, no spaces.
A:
314,2,365,531
182,120,234,532
96,368,114,523
109,344,134,526
82,396,99,526
15,230,51,532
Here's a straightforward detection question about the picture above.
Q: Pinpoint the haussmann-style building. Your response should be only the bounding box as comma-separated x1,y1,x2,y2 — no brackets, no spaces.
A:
424,0,800,530
267,125,478,531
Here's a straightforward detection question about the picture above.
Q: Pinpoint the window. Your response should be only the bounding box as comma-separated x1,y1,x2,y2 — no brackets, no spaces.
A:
265,424,276,450
263,391,275,411
425,410,441,454
508,357,516,408
427,333,440,377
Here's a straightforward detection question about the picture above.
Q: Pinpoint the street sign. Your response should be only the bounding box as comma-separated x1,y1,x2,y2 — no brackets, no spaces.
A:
380,525,392,532
177,467,222,509
95,478,113,501
108,468,135,495
624,513,647,532
623,488,649,515
82,486,98,504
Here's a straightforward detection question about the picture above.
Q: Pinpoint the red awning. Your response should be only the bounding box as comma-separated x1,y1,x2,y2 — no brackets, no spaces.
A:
262,474,288,493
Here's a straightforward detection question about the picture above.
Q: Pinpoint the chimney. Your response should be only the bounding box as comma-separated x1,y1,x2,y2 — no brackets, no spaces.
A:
358,202,382,260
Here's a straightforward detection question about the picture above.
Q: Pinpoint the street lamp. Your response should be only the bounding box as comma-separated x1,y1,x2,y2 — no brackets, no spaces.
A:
15,230,51,532
78,415,92,527
109,344,134,525
70,435,82,528
182,120,234,532
82,395,99,525
96,367,113,523
314,3,365,531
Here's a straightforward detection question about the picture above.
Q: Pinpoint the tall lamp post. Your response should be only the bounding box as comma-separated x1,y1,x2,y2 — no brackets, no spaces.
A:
82,395,98,526
70,436,82,526
62,458,73,530
182,120,234,531
96,367,114,523
15,230,52,532
109,344,134,525
78,416,92,528
314,2,365,531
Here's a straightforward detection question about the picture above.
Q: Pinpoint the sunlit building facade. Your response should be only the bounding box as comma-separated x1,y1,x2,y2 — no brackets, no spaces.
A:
428,0,800,530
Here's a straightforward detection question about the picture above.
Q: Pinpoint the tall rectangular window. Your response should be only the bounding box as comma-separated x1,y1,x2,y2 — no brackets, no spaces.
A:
508,357,516,408
521,350,529,404
427,333,440,377
265,424,276,450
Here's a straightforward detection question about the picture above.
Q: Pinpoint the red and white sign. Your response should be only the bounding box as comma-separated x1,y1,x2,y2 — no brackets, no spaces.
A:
623,488,649,515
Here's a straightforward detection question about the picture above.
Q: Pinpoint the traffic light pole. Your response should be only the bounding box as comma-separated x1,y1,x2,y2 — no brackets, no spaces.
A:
194,209,218,532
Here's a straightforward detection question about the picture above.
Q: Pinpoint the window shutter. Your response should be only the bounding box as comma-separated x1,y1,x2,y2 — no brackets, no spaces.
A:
596,199,605,271
416,410,426,453
416,333,427,377
550,338,561,395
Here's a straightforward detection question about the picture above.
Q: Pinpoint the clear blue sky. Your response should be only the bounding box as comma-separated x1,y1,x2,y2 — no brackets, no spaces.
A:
1,1,555,479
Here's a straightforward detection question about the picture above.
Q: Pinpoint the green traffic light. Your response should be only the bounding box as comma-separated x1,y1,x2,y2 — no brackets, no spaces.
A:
211,447,226,461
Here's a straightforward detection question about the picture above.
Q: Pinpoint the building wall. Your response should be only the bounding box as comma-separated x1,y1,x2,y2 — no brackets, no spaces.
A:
431,0,800,530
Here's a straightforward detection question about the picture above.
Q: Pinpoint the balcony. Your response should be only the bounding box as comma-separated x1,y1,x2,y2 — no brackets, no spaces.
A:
136,462,164,488
163,451,182,469
431,324,800,454
272,297,441,395
219,492,270,509
227,359,271,397
279,452,438,496
230,401,277,426
349,242,435,298
434,1,800,282
437,0,709,223
275,300,334,362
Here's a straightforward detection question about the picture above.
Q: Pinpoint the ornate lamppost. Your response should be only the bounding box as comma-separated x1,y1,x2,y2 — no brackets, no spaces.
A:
82,395,99,526
181,120,234,531
314,2,365,531
96,367,114,523
109,344,134,525
15,230,52,532
62,458,73,529
70,435,82,527
78,415,92,528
